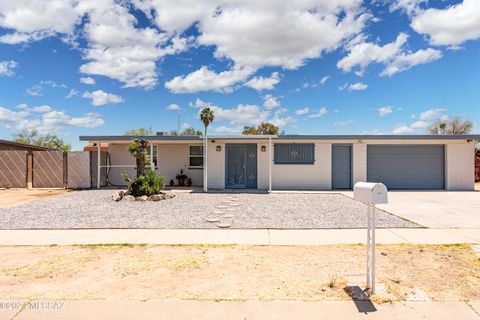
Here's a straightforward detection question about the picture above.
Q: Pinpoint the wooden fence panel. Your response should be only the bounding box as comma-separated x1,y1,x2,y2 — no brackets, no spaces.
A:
0,151,27,188
32,150,64,188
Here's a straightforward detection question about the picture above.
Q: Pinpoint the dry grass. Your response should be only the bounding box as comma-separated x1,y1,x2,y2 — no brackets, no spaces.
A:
0,188,69,208
0,244,478,302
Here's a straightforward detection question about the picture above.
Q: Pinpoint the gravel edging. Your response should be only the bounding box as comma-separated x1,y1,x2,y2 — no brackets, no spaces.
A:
0,190,419,229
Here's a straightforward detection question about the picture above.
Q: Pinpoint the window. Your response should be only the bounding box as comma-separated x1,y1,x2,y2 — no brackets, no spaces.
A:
274,143,314,164
189,146,203,168
144,146,158,167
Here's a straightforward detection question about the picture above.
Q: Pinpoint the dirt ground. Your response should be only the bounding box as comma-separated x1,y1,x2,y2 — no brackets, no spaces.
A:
0,188,69,208
0,244,478,302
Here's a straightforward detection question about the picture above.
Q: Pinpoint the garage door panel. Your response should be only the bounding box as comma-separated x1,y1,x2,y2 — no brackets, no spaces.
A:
367,145,444,190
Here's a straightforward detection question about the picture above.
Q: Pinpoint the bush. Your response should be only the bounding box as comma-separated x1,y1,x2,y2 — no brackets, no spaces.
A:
121,169,164,197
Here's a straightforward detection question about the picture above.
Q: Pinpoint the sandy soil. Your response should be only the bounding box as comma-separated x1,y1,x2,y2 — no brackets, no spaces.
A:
0,244,478,302
0,189,69,208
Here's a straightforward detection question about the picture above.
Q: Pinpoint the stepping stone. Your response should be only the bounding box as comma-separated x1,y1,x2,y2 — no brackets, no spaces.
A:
229,203,240,207
206,215,221,223
217,205,229,209
223,213,234,218
216,222,232,228
226,208,236,211
212,210,225,214
221,200,231,203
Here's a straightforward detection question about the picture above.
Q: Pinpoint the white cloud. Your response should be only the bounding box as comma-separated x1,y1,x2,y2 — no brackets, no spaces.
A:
378,106,393,117
320,75,331,85
340,82,368,91
144,1,370,70
80,77,96,85
166,103,182,111
189,98,211,109
393,124,415,134
337,32,441,76
165,66,253,93
0,60,18,76
213,125,242,134
82,90,124,106
295,107,310,115
26,84,44,96
410,0,480,46
308,107,328,118
204,104,270,126
0,104,104,133
390,0,427,16
244,72,280,91
65,89,79,98
419,108,446,120
263,95,280,110
334,119,354,126
380,48,442,76
410,120,429,128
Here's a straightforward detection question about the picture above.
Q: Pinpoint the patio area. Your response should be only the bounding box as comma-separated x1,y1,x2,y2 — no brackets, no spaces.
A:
0,190,418,229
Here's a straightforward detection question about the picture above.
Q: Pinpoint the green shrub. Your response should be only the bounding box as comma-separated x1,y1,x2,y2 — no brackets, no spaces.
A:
122,169,164,197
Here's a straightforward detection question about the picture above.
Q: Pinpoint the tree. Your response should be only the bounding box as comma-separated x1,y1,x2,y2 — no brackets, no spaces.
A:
127,139,149,177
169,128,203,136
428,117,474,135
12,130,71,151
200,107,215,135
124,127,154,136
242,122,280,135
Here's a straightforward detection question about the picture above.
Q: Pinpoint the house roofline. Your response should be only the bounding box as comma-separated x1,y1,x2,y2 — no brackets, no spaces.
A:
80,134,480,142
0,139,56,150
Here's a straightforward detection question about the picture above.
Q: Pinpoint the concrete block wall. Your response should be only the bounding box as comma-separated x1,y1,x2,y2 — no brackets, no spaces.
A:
445,142,475,190
352,143,367,184
207,141,226,189
272,143,331,189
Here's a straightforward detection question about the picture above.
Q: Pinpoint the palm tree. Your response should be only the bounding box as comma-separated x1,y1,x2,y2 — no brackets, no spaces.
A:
200,107,215,135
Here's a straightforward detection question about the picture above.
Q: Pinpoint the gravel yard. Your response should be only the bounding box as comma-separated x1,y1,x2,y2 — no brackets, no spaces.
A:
0,189,418,229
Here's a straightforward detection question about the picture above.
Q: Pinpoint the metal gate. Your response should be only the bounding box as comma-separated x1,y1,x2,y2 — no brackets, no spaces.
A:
32,150,65,188
67,151,90,189
0,151,27,188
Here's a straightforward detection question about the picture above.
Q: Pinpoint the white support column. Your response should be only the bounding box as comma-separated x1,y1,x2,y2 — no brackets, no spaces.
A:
96,142,100,189
150,142,154,171
203,137,208,192
268,137,272,192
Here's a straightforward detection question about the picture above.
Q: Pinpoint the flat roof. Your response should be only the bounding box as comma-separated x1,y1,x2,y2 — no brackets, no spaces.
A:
0,139,56,150
80,134,480,142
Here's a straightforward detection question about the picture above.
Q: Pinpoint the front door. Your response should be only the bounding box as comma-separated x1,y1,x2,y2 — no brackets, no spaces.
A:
332,144,352,189
226,144,257,189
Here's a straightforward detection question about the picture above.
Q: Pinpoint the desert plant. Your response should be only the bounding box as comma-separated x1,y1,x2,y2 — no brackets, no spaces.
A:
122,169,164,197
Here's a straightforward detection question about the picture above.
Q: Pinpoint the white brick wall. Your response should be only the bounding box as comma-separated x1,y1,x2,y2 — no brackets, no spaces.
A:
446,143,475,190
272,143,331,189
352,143,367,184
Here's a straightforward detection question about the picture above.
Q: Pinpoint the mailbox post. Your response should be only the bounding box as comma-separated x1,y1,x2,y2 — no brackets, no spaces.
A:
353,182,388,294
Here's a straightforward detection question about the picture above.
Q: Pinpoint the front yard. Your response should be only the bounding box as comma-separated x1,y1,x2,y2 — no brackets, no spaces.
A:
1,244,479,302
0,189,417,229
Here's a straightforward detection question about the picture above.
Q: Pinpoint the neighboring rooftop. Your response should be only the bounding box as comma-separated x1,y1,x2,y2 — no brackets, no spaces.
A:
0,139,56,151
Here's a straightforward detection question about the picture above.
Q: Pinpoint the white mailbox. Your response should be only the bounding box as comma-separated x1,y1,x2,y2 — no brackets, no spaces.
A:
354,182,388,204
353,182,388,295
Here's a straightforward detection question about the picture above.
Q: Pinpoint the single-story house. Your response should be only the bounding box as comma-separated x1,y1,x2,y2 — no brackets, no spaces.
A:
79,134,480,191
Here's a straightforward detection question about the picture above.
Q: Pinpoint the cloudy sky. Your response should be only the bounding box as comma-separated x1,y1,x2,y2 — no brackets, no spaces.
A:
0,0,479,149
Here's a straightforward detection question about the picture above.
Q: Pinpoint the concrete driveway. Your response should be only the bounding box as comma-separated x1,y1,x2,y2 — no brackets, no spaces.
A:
373,190,480,228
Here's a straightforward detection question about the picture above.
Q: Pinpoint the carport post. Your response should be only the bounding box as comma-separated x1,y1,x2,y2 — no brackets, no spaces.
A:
268,137,272,192
96,142,100,189
203,137,208,192
150,141,154,171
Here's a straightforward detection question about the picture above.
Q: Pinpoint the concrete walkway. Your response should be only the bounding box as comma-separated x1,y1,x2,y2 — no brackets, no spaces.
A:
0,228,479,245
2,299,479,320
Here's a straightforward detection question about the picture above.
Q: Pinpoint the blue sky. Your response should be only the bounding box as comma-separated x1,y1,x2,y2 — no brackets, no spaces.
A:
0,0,479,150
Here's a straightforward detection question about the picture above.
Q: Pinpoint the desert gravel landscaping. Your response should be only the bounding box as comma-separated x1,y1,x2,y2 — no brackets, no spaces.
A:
0,244,479,302
0,189,418,229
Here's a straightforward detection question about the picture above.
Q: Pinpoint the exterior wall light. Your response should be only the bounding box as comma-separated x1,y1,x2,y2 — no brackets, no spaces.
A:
216,145,222,152
261,146,267,152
